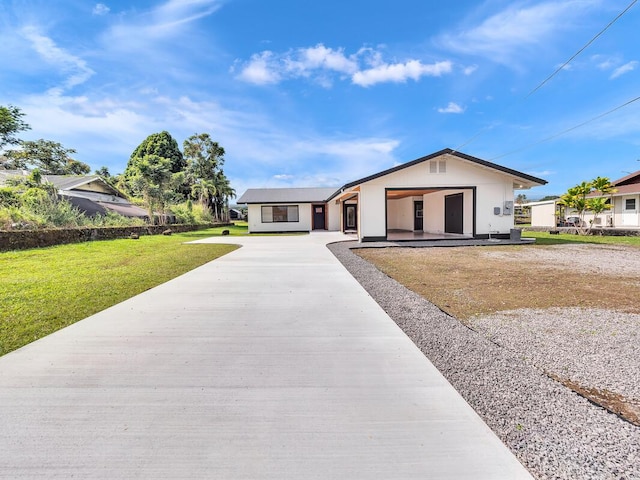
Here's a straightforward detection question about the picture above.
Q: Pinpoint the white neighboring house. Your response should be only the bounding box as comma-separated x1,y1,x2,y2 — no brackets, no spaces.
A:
528,200,558,227
238,149,547,241
586,170,640,228
529,170,640,229
0,171,148,218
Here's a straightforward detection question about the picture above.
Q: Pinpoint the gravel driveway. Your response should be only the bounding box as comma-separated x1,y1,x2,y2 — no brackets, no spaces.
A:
329,241,640,480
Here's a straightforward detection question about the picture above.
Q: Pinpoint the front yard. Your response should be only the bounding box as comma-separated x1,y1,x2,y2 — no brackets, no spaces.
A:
0,225,244,356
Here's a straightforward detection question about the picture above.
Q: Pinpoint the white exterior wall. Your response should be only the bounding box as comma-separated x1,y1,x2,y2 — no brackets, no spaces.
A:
423,193,444,233
359,184,387,239
387,197,417,230
617,194,640,227
530,202,557,227
247,203,312,233
327,200,341,231
421,190,473,235
359,154,517,238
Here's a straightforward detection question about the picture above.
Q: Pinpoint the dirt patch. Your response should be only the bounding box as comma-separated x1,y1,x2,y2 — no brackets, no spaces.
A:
355,244,640,321
548,373,640,426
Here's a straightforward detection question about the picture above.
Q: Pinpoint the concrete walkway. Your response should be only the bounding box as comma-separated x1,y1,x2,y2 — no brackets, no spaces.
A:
0,233,532,479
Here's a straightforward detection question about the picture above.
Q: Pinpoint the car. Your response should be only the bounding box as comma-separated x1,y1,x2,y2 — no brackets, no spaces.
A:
565,216,585,227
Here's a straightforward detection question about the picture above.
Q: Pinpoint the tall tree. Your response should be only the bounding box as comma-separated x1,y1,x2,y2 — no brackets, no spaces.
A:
126,154,173,224
5,139,90,174
183,133,227,215
0,105,30,151
126,131,185,175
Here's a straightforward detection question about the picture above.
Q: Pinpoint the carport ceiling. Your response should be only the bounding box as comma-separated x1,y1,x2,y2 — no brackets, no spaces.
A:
386,189,440,200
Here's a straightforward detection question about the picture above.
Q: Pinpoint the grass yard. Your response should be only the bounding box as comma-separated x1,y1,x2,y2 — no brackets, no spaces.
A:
523,230,640,246
0,225,241,356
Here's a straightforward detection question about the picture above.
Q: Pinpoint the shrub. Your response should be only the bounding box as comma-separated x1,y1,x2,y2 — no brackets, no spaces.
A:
92,211,146,227
0,187,21,207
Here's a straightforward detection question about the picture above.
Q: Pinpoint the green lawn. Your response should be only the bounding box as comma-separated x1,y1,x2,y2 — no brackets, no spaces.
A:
0,225,242,356
523,230,640,247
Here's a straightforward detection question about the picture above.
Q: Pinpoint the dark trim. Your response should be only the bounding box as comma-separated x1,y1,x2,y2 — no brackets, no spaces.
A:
472,187,477,237
474,233,510,240
361,236,387,242
327,148,546,202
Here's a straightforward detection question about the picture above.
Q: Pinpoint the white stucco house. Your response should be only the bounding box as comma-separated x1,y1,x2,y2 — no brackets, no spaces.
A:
237,148,547,241
529,170,640,229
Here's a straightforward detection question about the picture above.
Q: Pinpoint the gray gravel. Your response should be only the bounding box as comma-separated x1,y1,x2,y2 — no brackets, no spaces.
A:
328,241,640,480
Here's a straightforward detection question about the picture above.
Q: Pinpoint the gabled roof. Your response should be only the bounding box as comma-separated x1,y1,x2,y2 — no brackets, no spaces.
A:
42,175,123,196
328,148,546,200
612,170,640,187
238,187,339,204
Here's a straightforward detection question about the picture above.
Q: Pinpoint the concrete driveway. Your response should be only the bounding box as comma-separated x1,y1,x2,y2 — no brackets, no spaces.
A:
0,232,532,479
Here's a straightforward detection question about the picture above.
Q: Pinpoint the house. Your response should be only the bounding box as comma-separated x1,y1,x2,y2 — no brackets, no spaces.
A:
0,171,148,219
587,170,640,228
229,208,245,221
238,148,547,241
529,170,640,229
238,187,340,233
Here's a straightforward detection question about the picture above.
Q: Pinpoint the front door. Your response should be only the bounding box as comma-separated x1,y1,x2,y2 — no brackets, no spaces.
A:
414,201,423,231
344,204,357,231
313,205,325,230
445,193,464,234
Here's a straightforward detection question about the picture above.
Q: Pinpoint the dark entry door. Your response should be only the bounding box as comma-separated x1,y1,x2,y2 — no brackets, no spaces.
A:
313,205,325,230
444,193,464,234
344,204,357,231
414,201,423,231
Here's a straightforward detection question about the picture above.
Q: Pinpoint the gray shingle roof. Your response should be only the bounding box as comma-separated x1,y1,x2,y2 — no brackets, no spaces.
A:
237,187,339,204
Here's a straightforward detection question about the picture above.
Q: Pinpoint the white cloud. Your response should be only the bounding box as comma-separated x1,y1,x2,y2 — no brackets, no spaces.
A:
273,174,294,180
352,60,452,87
439,1,598,63
92,3,110,15
437,102,465,114
297,44,358,74
610,61,638,79
20,26,94,91
236,51,281,85
236,44,453,87
102,0,222,50
463,64,478,75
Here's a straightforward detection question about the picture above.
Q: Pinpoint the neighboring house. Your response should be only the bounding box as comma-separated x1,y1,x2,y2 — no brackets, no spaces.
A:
0,171,148,219
588,170,640,228
238,148,547,241
528,200,558,227
529,170,640,229
229,208,245,221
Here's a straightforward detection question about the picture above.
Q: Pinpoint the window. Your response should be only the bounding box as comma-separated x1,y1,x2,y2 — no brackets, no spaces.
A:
429,159,446,173
625,198,636,211
261,205,299,223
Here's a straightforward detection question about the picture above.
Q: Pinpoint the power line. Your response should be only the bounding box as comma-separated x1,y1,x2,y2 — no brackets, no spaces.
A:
452,0,637,154
489,95,640,161
526,0,638,98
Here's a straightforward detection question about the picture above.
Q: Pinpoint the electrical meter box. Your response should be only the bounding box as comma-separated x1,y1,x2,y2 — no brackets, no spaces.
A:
503,201,513,215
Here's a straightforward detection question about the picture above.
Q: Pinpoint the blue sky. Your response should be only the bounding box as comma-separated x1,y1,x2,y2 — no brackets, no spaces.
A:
1,0,638,199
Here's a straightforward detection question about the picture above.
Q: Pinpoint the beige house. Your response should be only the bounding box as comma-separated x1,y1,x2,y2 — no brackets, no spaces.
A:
238,148,547,241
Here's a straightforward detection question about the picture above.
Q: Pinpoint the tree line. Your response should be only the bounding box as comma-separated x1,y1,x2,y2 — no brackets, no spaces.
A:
0,104,235,228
